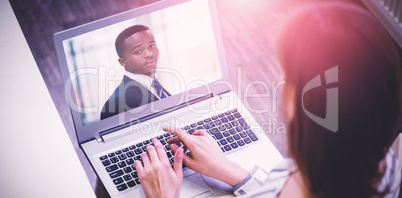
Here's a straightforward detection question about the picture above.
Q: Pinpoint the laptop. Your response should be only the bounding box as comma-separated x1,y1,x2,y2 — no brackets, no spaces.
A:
54,0,283,197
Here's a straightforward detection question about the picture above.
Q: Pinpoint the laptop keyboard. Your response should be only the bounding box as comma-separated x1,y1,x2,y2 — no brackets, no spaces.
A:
99,109,259,192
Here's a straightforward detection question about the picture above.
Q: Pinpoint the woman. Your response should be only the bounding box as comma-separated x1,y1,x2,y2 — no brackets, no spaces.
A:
134,2,401,197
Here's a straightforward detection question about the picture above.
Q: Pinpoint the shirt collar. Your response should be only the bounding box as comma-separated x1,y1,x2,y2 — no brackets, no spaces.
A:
124,70,157,90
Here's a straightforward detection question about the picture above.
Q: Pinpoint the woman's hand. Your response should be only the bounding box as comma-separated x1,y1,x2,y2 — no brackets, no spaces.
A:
164,127,249,187
134,138,183,198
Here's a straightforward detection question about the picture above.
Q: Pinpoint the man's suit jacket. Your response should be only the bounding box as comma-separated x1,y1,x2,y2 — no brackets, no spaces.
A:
100,75,171,120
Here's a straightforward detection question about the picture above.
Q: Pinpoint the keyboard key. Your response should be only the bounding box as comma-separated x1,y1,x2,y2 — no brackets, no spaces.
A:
204,118,212,123
127,151,135,157
190,123,197,128
165,145,171,151
219,139,228,145
110,170,124,179
240,132,247,138
102,159,111,166
129,145,136,150
244,138,252,144
118,161,127,168
224,111,231,115
183,125,191,130
143,140,151,145
236,126,243,132
126,158,134,165
136,142,143,147
135,178,141,184
118,154,127,161
225,123,232,129
234,112,241,118
131,171,138,178
218,113,225,117
232,120,239,126
210,128,223,139
238,140,245,146
100,155,108,160
108,153,115,157
134,156,141,161
117,183,128,191
123,174,133,181
124,166,133,173
163,133,171,137
175,142,183,147
115,150,122,155
160,139,167,145
218,125,226,131
221,118,229,123
106,164,119,172
231,109,238,113
165,136,172,140
228,115,235,121
229,128,236,134
113,177,124,185
197,121,204,125
224,145,232,151
188,128,195,134
156,135,164,140
203,122,215,129
227,136,234,143
233,134,241,140
222,131,230,137
134,148,143,155
238,118,250,130
110,157,119,163
122,148,129,152
142,146,147,152
127,180,136,187
167,152,172,158
212,116,218,120
214,120,222,125
246,129,259,141
196,126,204,130
231,142,239,149
221,147,226,153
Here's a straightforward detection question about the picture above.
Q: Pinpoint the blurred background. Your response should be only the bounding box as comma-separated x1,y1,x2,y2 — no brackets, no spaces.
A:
10,0,402,197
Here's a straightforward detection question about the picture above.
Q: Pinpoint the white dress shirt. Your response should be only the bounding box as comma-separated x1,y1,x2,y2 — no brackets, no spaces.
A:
124,71,167,100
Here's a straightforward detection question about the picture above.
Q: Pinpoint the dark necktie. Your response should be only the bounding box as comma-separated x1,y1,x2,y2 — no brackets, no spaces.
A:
151,79,167,99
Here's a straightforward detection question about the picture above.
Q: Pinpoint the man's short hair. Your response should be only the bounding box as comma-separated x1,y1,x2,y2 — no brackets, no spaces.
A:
115,25,150,58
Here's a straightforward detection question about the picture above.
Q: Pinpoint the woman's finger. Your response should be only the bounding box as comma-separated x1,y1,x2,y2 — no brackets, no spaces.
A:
152,138,169,162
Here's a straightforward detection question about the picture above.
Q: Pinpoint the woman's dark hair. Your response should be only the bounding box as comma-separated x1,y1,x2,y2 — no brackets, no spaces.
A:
277,2,400,197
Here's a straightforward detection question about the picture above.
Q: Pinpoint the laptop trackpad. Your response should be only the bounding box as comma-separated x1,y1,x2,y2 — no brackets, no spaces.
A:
180,172,213,198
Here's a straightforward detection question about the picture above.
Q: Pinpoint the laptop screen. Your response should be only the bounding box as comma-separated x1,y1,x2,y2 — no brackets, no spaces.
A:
55,0,229,142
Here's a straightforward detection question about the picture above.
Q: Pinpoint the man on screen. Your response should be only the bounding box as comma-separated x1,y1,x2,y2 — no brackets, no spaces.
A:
101,25,171,120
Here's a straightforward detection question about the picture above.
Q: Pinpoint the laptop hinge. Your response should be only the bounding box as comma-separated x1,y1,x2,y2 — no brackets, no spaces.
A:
99,93,214,143
95,135,103,143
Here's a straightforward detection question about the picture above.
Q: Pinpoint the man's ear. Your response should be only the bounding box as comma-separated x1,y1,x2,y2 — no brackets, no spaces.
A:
118,58,126,67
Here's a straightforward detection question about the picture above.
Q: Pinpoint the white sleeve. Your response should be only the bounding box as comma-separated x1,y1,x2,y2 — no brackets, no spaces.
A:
233,166,270,196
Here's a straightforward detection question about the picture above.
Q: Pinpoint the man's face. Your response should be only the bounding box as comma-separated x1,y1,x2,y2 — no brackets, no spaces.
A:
119,30,159,77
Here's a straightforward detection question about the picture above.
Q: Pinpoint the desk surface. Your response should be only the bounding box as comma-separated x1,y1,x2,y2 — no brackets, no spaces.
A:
0,0,95,197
